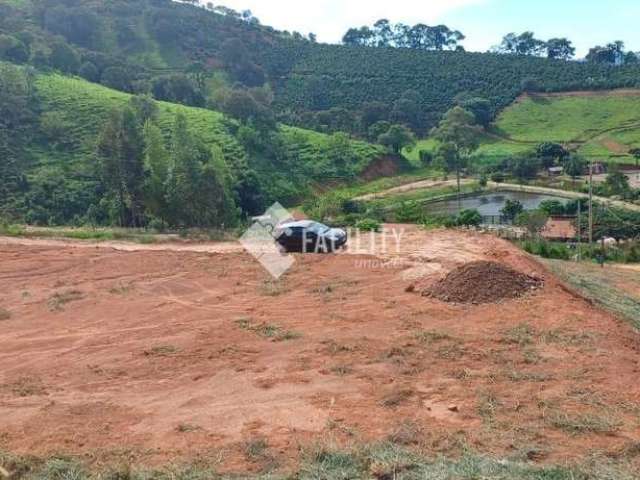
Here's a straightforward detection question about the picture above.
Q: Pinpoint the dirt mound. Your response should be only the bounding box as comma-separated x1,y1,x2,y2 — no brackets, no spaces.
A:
423,261,543,304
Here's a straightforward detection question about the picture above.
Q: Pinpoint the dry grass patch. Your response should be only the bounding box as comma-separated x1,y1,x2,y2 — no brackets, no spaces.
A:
4,376,47,397
47,290,84,312
235,318,301,342
548,410,622,435
380,389,414,408
144,345,180,357
388,420,422,446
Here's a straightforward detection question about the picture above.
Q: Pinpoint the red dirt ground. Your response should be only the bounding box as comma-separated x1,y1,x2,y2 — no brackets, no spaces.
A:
1,228,639,473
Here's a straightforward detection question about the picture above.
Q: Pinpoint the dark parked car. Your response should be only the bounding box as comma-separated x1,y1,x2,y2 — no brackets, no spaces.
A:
275,221,347,253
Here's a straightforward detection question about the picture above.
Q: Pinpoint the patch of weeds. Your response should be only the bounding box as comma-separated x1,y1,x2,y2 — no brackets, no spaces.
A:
477,390,502,424
300,445,363,480
109,282,135,295
326,419,358,437
312,284,335,295
449,368,473,381
502,323,536,346
380,389,414,408
235,318,301,342
0,307,10,321
548,410,622,435
5,376,47,397
330,365,353,376
176,423,201,433
244,437,268,461
567,388,606,407
414,330,453,344
506,370,553,382
522,347,542,364
260,280,287,297
322,339,355,355
542,328,598,348
144,345,180,357
436,342,466,360
243,437,279,472
47,290,84,312
388,420,422,446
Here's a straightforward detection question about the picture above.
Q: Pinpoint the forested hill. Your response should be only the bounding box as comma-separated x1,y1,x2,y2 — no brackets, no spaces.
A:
2,0,640,138
0,63,383,227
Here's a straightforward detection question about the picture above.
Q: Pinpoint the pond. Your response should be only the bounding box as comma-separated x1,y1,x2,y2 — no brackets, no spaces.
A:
426,190,569,217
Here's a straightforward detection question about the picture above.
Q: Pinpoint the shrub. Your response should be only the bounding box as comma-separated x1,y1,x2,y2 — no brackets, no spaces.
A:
355,218,381,232
456,209,482,227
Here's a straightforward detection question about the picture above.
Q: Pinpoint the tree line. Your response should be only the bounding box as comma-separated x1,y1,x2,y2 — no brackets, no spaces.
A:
340,20,638,65
94,96,238,229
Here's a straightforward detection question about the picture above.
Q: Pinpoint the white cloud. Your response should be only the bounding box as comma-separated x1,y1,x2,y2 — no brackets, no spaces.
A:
209,0,487,43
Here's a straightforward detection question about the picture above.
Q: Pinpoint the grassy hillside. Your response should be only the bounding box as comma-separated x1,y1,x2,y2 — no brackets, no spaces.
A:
412,90,640,167
3,67,384,225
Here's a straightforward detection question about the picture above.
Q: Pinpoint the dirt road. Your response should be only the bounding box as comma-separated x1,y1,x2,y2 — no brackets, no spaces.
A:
1,229,639,472
0,235,243,253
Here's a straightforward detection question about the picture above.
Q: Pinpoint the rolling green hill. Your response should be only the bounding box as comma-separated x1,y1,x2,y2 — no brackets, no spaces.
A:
1,64,384,225
2,0,640,137
410,89,640,167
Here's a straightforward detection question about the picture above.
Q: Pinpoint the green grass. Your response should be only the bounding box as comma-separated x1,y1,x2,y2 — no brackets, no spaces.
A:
496,93,640,144
415,90,640,167
545,260,640,329
2,443,639,480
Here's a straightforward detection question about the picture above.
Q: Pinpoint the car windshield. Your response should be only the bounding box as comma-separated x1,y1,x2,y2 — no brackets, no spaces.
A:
307,223,330,234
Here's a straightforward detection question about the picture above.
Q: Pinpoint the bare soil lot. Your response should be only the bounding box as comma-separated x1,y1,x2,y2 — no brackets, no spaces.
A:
1,228,639,474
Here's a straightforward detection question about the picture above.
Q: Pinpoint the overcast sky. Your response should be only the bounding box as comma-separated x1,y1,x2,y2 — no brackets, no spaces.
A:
207,0,639,57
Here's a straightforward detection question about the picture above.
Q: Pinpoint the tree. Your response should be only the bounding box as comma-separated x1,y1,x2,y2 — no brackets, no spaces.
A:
129,95,158,125
78,61,100,82
506,152,541,182
49,40,80,74
342,27,375,46
142,121,169,222
435,141,468,196
428,25,465,51
539,199,566,216
564,155,587,181
586,41,625,65
456,209,482,227
516,210,549,237
0,34,29,64
368,121,392,142
501,199,524,221
431,107,481,196
0,63,35,218
360,101,389,130
96,107,145,227
603,170,631,197
458,97,492,128
536,142,569,168
495,32,546,56
216,88,275,131
101,66,132,92
152,74,204,107
629,148,640,168
521,77,542,93
546,38,575,60
342,21,464,50
164,113,237,227
378,124,416,154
